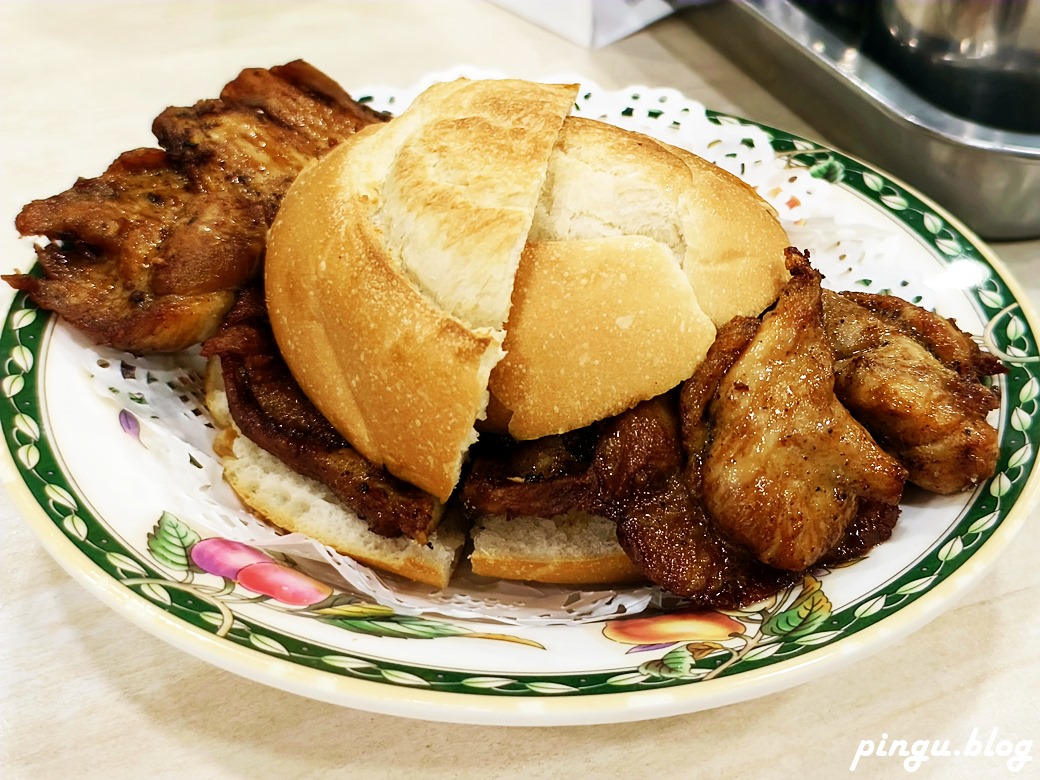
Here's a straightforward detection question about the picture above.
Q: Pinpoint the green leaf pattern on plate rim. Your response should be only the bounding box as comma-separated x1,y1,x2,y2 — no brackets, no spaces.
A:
2,112,1038,698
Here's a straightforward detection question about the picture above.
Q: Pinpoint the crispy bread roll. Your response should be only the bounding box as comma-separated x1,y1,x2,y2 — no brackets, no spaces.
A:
491,236,715,440
527,116,789,327
266,79,580,501
489,116,789,439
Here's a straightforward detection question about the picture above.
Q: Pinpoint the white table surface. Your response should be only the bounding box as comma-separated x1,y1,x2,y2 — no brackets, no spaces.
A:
2,2,1038,778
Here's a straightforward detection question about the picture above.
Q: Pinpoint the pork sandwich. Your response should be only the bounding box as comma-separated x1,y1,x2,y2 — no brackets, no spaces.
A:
203,77,792,588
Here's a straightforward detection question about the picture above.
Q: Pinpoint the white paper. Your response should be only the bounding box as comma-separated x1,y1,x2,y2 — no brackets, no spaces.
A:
486,0,675,48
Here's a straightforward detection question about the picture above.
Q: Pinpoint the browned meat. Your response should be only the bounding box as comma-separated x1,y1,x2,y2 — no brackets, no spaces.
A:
153,60,387,222
822,289,1004,494
8,149,265,351
841,291,1005,378
461,393,692,522
690,250,907,571
6,61,386,353
460,428,602,518
596,396,801,608
201,287,440,542
462,383,796,606
595,310,905,606
818,499,900,565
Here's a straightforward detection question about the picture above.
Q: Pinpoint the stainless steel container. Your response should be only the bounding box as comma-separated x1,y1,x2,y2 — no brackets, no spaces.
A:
684,0,1040,239
877,0,1040,133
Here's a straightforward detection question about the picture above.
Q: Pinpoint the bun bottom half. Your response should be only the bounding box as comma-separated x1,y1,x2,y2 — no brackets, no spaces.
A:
205,360,644,590
213,426,466,589
470,512,645,585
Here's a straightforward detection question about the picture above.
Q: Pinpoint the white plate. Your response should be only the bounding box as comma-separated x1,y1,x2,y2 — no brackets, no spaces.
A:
2,76,1039,726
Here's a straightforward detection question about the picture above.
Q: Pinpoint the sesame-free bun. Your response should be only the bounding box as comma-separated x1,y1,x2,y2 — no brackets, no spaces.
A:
265,78,790,503
265,79,579,502
491,116,789,439
490,235,715,440
526,116,788,327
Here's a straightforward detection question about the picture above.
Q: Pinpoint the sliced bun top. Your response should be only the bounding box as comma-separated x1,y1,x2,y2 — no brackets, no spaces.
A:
265,79,578,501
374,79,583,330
492,116,789,439
489,235,716,440
265,78,790,499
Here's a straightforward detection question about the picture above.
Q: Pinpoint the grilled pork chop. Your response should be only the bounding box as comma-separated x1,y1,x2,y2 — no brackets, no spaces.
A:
691,250,907,572
822,289,1004,494
201,287,440,542
6,61,387,353
596,388,898,606
8,148,258,352
601,395,802,607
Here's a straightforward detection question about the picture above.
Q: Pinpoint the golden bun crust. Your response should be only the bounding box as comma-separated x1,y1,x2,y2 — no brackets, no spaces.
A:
261,78,791,585
375,79,584,329
488,115,789,439
266,79,579,501
491,236,715,440
526,116,789,327
668,142,792,325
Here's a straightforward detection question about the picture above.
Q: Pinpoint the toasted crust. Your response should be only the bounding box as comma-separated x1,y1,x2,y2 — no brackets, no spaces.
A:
528,116,789,326
530,116,692,253
488,115,789,438
266,79,580,501
668,142,791,325
491,236,716,439
260,78,792,586
379,79,583,329
266,158,502,502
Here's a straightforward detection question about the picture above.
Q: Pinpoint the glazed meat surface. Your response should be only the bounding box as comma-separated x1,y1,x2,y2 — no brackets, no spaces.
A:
201,288,440,542
599,396,801,608
692,250,907,572
7,148,259,352
153,60,387,223
460,428,602,519
683,313,901,570
6,61,386,353
822,289,1004,494
595,388,898,606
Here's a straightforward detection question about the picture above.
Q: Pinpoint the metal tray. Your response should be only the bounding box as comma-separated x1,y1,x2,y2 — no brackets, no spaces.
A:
683,0,1040,240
